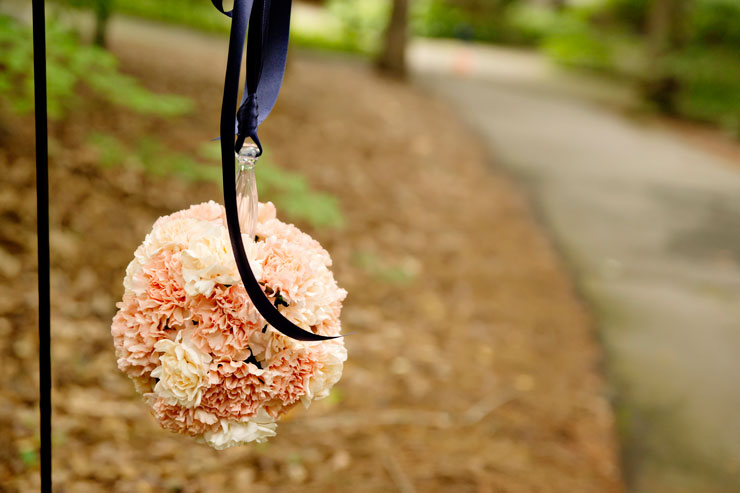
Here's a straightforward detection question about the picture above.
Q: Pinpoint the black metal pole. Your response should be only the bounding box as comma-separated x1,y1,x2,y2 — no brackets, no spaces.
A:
32,0,52,490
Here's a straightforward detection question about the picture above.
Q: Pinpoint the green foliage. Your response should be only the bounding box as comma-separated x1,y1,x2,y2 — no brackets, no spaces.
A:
288,0,387,57
136,138,221,182
412,0,509,43
0,16,34,115
412,0,469,40
541,14,616,72
255,153,344,229
88,132,126,168
689,0,740,47
100,0,383,56
290,29,370,56
86,68,194,117
503,4,562,46
537,8,644,77
89,133,222,183
0,15,192,119
63,0,111,10
533,0,740,135
114,0,229,35
667,47,740,136
325,0,390,54
288,0,390,55
602,0,650,33
410,0,740,137
588,0,740,45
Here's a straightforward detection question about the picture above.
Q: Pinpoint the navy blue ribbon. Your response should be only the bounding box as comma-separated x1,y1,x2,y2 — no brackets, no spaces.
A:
213,0,336,341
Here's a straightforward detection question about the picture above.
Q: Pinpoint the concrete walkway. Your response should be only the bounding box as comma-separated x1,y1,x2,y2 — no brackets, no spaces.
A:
410,40,740,492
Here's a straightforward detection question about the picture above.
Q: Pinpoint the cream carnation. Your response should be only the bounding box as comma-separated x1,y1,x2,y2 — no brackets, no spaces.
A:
152,331,212,408
248,325,304,364
201,409,278,449
181,221,262,297
141,217,193,261
122,255,148,296
303,341,347,405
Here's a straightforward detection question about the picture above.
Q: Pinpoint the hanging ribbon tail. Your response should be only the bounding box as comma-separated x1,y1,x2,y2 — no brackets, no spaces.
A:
218,0,337,341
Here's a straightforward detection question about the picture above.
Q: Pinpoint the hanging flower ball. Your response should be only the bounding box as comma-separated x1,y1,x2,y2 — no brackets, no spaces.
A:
111,201,347,449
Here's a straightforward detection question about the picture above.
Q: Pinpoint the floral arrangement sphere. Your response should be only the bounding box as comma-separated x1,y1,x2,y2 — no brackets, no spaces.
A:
111,201,347,449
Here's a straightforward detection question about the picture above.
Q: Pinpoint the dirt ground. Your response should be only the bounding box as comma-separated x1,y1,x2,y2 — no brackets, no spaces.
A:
0,30,622,492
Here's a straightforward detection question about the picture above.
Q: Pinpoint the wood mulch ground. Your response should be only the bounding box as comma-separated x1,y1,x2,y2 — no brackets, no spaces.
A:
1,22,622,492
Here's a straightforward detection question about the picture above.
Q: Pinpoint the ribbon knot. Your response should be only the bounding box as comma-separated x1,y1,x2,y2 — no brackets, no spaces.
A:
236,94,260,152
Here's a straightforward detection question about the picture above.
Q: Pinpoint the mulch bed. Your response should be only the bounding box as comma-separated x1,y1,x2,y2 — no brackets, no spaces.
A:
0,25,622,492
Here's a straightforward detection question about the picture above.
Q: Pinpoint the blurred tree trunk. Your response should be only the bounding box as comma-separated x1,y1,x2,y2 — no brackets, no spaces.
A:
647,0,672,57
377,0,409,78
644,0,689,114
93,0,113,48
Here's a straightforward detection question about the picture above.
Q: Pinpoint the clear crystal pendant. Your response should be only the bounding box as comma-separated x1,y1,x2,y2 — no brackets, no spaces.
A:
236,144,259,240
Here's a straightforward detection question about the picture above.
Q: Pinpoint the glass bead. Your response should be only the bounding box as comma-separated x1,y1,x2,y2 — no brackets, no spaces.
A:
236,144,259,239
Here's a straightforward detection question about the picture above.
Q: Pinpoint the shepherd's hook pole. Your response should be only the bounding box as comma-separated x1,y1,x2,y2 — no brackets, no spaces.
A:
32,0,52,490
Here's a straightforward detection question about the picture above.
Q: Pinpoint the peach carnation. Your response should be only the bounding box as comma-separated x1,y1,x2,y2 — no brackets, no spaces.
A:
111,201,347,448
